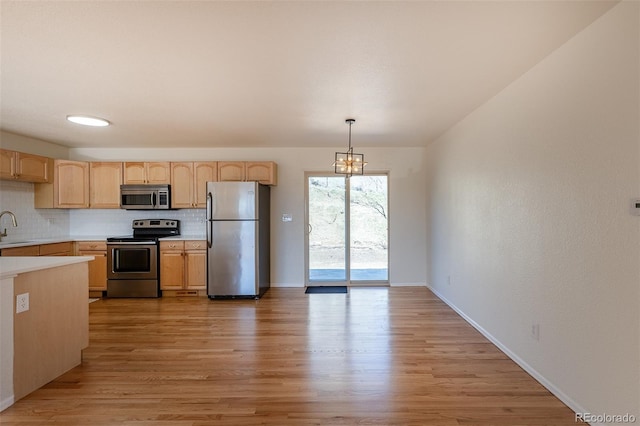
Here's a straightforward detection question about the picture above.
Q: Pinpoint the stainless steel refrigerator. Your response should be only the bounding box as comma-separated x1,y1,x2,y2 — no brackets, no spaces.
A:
206,181,270,298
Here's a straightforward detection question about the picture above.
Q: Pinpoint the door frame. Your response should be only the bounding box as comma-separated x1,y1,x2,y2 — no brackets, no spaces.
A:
304,171,390,287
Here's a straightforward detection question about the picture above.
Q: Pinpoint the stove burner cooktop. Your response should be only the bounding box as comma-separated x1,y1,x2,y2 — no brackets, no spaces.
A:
107,219,181,243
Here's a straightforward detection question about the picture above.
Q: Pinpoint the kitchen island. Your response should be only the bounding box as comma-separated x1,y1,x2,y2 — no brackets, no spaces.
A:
0,256,93,411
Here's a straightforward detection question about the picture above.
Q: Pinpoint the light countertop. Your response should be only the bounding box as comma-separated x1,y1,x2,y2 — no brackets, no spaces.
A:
0,235,206,250
156,235,206,241
0,256,94,279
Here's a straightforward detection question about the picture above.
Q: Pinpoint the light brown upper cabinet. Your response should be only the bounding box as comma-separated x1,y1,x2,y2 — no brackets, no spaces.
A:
35,159,89,208
170,162,217,208
0,150,13,180
90,162,123,209
246,161,277,186
0,149,52,183
218,161,277,185
123,162,170,184
217,161,246,182
170,163,193,208
194,162,218,206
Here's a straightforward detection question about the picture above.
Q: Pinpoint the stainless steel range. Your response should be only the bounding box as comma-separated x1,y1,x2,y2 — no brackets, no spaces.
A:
107,219,180,298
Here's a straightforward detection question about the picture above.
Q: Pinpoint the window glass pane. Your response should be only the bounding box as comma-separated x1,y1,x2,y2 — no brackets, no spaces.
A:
308,176,346,281
350,176,388,281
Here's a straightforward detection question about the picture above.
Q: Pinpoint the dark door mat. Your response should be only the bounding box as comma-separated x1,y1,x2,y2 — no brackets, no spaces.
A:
305,286,348,294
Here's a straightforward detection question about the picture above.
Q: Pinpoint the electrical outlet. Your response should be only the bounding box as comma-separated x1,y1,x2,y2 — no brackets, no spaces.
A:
16,293,29,313
530,323,540,341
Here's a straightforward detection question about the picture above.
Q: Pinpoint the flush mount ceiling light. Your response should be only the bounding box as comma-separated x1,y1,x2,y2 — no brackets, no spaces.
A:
333,118,367,178
66,115,110,127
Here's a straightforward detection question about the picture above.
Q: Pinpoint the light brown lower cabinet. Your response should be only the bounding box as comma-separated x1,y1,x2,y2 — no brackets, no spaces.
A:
160,240,206,295
185,241,206,290
0,245,39,256
0,241,73,257
39,242,74,256
76,241,107,294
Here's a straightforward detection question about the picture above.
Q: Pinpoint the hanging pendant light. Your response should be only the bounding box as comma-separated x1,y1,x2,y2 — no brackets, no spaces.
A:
333,119,367,178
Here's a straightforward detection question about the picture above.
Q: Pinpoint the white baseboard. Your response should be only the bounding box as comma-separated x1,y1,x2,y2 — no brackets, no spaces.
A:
426,284,592,425
271,282,427,288
390,282,427,287
0,395,14,412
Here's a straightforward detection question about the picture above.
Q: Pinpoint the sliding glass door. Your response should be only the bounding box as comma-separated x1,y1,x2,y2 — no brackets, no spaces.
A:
305,173,388,286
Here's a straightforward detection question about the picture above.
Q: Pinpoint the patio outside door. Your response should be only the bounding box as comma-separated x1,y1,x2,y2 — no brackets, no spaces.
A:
305,173,388,286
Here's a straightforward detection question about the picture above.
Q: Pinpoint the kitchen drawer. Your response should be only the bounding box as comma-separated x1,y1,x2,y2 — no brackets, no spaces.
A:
39,241,73,256
160,240,184,251
184,240,206,250
1,245,40,256
76,241,107,251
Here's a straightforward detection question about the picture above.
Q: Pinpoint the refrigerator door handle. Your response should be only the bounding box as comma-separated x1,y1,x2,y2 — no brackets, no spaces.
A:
206,192,212,248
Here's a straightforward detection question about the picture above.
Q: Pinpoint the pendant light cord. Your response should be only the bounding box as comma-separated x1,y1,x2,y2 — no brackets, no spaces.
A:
346,118,355,151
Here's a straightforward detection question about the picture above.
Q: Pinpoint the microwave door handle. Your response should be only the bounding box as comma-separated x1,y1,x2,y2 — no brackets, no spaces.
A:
152,192,157,208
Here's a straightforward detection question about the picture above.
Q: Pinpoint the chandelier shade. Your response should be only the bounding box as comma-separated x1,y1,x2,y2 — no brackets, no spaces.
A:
333,119,367,177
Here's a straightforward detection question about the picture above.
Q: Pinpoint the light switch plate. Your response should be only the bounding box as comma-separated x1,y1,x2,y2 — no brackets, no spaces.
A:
632,199,640,216
16,293,29,313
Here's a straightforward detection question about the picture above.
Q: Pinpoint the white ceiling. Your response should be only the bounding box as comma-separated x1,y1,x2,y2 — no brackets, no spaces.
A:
0,1,617,149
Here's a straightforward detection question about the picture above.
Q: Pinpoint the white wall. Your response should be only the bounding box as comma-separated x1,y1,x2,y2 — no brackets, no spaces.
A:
426,1,639,421
71,146,427,287
0,131,69,159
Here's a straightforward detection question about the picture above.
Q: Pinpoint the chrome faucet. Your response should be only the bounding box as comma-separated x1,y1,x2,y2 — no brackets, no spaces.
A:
0,211,18,241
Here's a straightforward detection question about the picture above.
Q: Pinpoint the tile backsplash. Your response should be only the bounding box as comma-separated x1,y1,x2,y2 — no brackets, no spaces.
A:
0,180,70,240
70,209,206,237
0,180,206,240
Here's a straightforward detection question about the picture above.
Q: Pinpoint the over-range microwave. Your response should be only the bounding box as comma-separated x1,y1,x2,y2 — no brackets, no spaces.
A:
120,184,171,210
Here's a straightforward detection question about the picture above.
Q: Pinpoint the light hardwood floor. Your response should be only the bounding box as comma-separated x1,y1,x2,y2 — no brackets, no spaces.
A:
1,287,582,425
